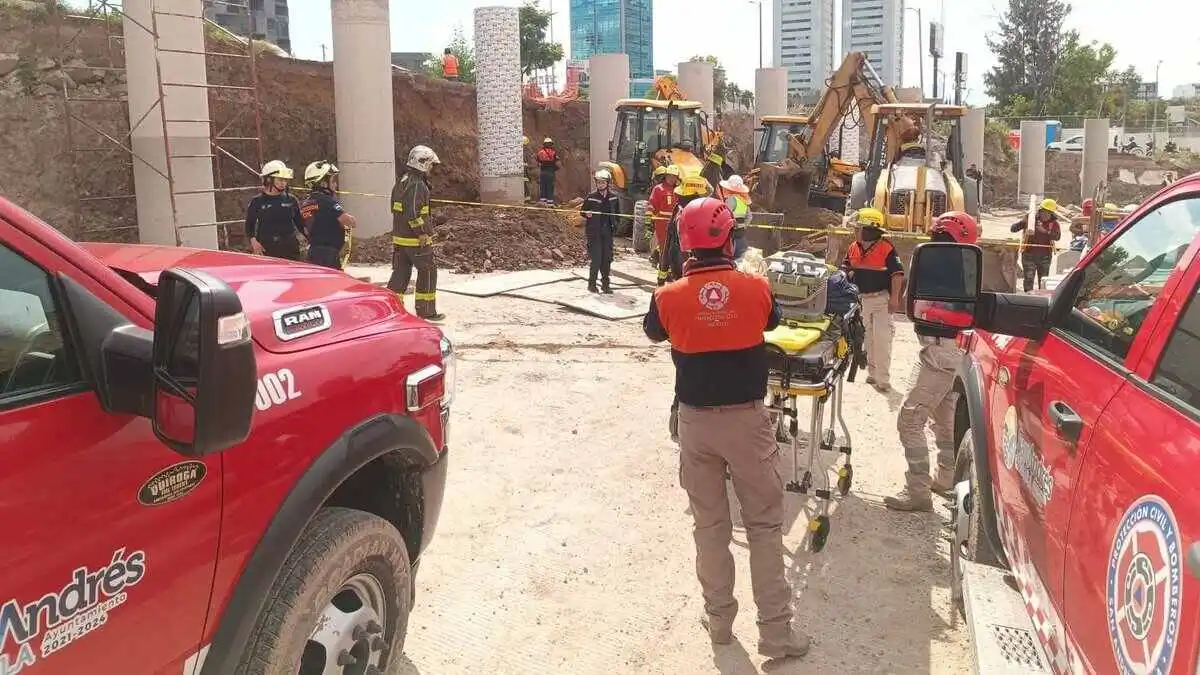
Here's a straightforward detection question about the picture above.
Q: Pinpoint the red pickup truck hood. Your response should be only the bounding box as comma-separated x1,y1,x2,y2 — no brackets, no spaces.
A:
82,243,415,353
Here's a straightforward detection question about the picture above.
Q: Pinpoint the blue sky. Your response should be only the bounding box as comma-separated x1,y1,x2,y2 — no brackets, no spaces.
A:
286,0,1197,106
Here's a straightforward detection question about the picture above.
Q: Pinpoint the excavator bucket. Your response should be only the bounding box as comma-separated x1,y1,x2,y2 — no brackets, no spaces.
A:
750,160,814,216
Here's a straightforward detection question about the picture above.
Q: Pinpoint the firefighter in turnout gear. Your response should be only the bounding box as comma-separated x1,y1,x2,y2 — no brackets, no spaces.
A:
388,145,445,321
647,164,682,265
642,197,811,660
657,174,712,286
299,161,356,269
841,207,903,392
246,160,305,260
886,211,979,511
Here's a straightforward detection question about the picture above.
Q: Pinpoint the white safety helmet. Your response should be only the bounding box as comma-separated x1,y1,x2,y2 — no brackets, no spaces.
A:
407,145,441,173
594,169,612,182
304,161,339,186
260,159,294,180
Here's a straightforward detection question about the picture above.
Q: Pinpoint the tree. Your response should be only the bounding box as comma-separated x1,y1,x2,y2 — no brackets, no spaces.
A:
984,0,1071,115
422,26,476,83
1042,32,1116,116
519,1,564,77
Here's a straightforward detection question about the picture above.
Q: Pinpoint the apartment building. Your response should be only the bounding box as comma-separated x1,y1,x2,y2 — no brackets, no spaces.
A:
841,0,903,86
202,0,291,53
773,0,837,95
569,0,653,96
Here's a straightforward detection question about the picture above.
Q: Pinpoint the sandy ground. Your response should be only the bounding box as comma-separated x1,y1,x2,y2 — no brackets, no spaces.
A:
349,256,973,675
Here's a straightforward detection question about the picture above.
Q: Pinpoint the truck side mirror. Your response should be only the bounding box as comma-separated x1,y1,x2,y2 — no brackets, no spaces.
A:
905,242,983,331
151,268,257,457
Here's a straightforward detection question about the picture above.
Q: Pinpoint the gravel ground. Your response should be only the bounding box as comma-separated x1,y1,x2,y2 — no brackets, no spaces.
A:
348,257,972,675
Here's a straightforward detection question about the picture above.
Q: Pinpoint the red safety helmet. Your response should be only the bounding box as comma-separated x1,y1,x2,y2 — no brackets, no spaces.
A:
678,197,736,254
931,211,979,245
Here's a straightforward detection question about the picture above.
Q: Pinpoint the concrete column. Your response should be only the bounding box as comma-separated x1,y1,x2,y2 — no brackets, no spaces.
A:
754,68,787,118
332,0,395,237
1018,120,1047,200
123,0,217,248
473,6,524,204
962,108,985,170
1081,118,1110,203
678,60,714,114
588,53,629,172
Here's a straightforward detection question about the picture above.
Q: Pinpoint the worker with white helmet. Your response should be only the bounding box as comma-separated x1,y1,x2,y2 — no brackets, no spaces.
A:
388,144,445,321
580,168,621,293
299,160,356,269
246,160,305,260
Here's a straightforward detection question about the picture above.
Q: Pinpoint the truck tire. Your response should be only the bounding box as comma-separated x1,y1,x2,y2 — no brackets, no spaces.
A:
616,196,635,236
632,199,650,253
236,507,412,675
962,177,981,220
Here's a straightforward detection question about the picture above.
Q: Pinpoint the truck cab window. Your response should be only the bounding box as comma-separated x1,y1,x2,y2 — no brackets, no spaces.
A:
1152,285,1200,408
1058,197,1200,361
0,242,81,403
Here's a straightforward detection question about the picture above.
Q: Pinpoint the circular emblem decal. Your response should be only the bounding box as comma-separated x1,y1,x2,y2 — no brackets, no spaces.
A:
1001,405,1019,470
698,281,730,311
1107,495,1183,675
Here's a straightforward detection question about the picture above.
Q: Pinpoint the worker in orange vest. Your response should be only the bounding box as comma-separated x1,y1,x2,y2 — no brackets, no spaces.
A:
442,48,460,81
646,164,681,264
535,138,561,204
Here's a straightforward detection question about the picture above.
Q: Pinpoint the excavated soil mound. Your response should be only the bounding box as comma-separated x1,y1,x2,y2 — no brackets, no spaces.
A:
350,203,588,273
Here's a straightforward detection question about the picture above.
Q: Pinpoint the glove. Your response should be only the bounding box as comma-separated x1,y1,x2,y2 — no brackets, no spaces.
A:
418,234,433,247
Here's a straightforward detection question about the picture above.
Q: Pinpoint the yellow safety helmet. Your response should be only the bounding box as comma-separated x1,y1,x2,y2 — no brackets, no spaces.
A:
674,175,711,197
304,161,339,186
1101,202,1119,217
653,165,669,177
663,164,683,178
855,207,886,229
522,135,530,146
260,159,294,181
1040,198,1058,213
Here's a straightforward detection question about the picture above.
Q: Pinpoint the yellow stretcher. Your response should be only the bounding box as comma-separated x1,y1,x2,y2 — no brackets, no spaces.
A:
763,308,865,553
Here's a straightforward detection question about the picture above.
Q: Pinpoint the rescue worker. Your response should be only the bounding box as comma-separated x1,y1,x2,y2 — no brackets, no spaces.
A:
657,175,712,287
1010,198,1062,292
841,207,903,393
299,160,356,269
442,47,460,81
642,197,811,660
647,164,681,265
388,145,445,321
581,169,620,293
535,138,561,204
522,135,535,202
717,175,752,260
246,160,305,260
886,211,980,511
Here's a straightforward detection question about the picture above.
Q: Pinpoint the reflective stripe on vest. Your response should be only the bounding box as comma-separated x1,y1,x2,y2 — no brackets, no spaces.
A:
393,236,421,247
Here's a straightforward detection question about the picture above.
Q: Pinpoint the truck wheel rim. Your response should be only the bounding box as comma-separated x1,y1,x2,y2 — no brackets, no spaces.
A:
305,572,388,675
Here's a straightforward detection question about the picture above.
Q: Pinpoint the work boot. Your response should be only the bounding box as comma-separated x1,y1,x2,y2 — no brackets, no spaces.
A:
602,285,614,295
758,625,812,660
420,312,446,322
883,487,934,512
873,381,892,393
700,613,733,645
931,466,956,494
587,283,599,293
865,375,876,385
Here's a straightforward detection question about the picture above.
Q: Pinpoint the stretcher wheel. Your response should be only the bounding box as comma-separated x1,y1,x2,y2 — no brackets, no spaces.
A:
837,465,853,496
809,515,831,552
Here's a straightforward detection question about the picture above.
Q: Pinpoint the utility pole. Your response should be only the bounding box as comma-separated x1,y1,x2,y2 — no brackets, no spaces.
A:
930,22,943,101
320,44,327,61
1152,59,1163,146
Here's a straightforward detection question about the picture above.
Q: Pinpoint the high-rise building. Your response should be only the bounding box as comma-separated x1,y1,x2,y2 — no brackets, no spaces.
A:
203,0,291,53
569,0,653,97
773,0,837,95
841,0,904,87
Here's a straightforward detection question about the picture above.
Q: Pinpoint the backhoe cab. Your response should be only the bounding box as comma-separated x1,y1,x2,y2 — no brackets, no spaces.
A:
755,114,863,213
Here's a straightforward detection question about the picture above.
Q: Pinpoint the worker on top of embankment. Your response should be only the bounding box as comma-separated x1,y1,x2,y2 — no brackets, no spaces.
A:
535,138,561,205
642,197,811,661
442,48,460,81
886,211,979,512
388,145,445,321
581,169,621,294
246,160,306,260
841,207,903,393
718,175,752,261
657,175,712,287
300,161,356,270
647,164,682,265
1011,198,1062,293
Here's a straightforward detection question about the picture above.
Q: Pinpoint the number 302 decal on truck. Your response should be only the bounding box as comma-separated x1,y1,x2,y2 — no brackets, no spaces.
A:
0,548,146,674
255,368,302,412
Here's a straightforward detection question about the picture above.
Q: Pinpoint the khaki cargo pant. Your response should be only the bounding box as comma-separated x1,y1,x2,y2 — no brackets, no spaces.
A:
678,401,794,635
860,291,894,385
896,337,962,490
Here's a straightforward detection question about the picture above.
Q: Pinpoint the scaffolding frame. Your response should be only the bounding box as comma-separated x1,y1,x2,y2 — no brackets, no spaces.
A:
56,0,264,247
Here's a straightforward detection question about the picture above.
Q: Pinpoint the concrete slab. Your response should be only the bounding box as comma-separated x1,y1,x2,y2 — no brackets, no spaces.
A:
504,280,651,320
440,270,578,297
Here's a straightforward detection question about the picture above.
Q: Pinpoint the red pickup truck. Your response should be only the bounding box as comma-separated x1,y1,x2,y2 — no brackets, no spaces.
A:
0,197,452,674
906,174,1200,674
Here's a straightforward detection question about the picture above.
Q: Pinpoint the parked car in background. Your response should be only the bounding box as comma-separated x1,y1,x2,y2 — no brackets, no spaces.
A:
1046,135,1084,152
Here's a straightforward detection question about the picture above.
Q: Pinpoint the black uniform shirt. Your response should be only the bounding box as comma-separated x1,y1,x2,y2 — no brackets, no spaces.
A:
300,189,346,249
245,192,304,242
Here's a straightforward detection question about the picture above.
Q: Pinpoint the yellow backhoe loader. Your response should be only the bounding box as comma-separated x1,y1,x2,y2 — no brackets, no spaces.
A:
833,103,1018,292
748,51,897,216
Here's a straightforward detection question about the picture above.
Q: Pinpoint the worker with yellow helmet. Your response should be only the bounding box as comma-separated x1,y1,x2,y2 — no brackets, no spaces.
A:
656,174,712,289
1009,197,1062,292
841,207,904,393
647,164,683,265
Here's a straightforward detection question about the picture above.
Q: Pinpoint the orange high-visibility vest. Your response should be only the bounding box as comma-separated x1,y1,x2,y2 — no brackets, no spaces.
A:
442,53,460,77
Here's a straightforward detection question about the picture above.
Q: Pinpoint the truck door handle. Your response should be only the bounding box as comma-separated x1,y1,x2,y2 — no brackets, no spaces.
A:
1048,401,1084,445
1190,543,1200,581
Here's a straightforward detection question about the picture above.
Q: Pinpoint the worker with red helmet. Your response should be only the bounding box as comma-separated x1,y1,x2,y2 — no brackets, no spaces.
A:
886,211,980,512
643,198,811,661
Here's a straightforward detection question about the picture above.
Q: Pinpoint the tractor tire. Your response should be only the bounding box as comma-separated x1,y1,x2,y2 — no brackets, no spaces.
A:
962,176,981,220
235,507,412,675
616,196,635,237
632,200,650,253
